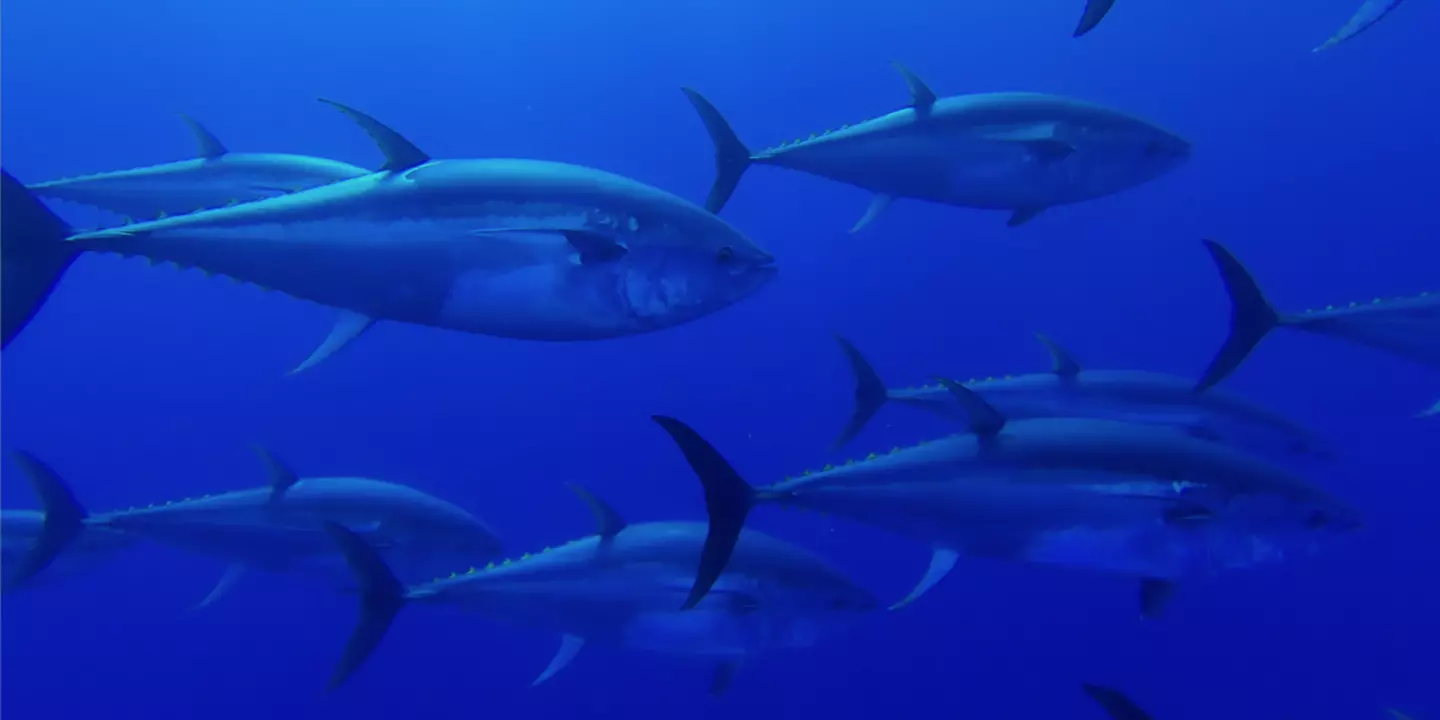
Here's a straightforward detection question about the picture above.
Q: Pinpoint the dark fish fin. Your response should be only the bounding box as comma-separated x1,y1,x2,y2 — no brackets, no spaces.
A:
178,113,228,159
1081,683,1154,720
832,334,891,449
710,660,741,697
1007,207,1045,227
1194,239,1281,392
317,98,430,172
890,62,938,115
1,169,80,350
191,563,249,611
680,88,754,214
565,483,628,538
562,230,628,264
849,194,893,233
1138,578,1174,620
932,377,1007,436
531,634,585,686
1074,0,1119,37
1023,138,1076,164
1034,332,1082,378
322,521,407,691
289,310,376,376
650,416,755,610
3,451,89,592
252,445,300,505
1161,502,1215,527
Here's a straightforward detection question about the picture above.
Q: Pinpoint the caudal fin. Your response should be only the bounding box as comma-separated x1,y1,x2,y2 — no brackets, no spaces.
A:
1194,239,1281,393
3,451,89,592
679,88,753,214
832,335,891,449
650,416,755,610
2,169,80,350
1074,0,1118,37
321,521,407,691
1081,683,1154,720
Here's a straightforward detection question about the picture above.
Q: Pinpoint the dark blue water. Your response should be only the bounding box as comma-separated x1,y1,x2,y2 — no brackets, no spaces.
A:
2,0,1437,717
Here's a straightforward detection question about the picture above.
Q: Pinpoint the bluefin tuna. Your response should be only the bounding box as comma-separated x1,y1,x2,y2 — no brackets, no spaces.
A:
321,484,875,694
1194,239,1439,415
1314,0,1407,52
832,333,1327,458
27,114,370,219
650,385,1357,616
11,446,505,608
682,63,1190,230
30,99,776,373
1,453,136,592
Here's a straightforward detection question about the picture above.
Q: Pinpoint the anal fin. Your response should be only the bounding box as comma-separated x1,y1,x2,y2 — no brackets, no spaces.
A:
531,634,585,687
1007,207,1045,227
710,660,741,697
1138,578,1174,620
849,194,893,233
290,310,375,375
888,547,959,610
192,563,248,611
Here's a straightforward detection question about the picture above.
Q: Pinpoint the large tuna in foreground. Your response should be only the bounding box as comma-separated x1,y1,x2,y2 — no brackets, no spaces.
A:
682,63,1189,230
11,99,777,373
321,484,874,695
650,382,1357,617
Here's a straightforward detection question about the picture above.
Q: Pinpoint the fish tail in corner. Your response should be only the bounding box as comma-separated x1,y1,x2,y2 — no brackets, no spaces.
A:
679,88,753,214
321,521,407,692
832,335,890,449
1074,0,1118,37
650,416,756,610
1081,683,1154,720
3,451,89,592
1,169,80,350
1194,239,1281,393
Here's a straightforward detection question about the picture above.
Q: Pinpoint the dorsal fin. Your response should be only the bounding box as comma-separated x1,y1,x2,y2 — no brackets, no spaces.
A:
890,62,937,115
252,444,300,504
566,483,627,538
178,114,228,160
317,99,430,172
932,376,1006,436
1034,333,1081,378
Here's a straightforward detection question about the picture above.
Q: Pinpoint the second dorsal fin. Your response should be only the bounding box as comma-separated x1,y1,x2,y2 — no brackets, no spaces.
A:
318,99,430,172
179,114,228,160
566,483,628,538
933,376,1007,436
890,62,937,115
1034,333,1082,378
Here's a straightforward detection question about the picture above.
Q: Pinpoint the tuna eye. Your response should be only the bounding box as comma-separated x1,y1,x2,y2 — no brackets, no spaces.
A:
716,246,735,263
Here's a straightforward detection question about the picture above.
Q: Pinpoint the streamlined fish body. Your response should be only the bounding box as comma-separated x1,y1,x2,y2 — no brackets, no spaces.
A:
49,100,775,373
4,448,504,608
27,115,368,219
650,382,1356,615
1194,239,1439,413
683,64,1189,230
833,334,1326,458
321,485,873,695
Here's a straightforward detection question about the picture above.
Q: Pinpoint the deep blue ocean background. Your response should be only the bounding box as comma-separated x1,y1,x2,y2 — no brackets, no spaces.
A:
2,0,1438,717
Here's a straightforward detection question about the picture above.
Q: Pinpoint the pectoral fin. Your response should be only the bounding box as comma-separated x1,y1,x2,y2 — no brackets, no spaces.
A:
889,547,959,610
289,310,375,376
531,634,585,687
561,230,628,264
192,563,248,611
849,194,893,233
